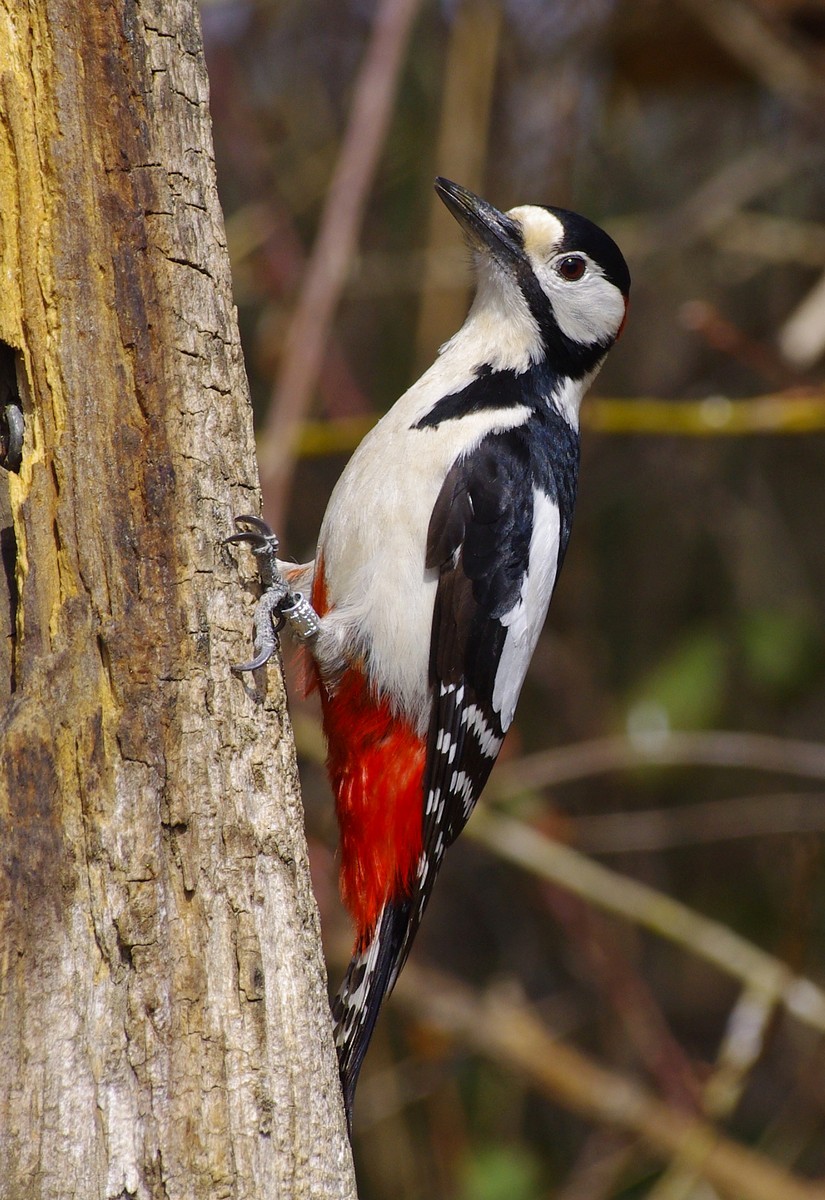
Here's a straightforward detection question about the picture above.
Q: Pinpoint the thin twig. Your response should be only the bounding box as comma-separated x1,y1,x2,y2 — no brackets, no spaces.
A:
645,984,779,1200
257,0,422,525
392,965,825,1200
676,0,825,111
569,792,825,855
712,213,825,268
543,887,702,1111
414,0,501,368
613,145,816,261
465,808,825,1037
491,730,825,797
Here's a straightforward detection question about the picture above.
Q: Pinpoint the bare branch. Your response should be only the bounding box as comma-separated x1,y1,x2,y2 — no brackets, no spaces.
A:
491,730,825,795
414,0,501,367
257,0,422,525
569,792,825,855
676,0,825,111
465,809,825,1037
392,966,825,1200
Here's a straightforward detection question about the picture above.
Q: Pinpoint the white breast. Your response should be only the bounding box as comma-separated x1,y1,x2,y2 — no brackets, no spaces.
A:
316,348,532,734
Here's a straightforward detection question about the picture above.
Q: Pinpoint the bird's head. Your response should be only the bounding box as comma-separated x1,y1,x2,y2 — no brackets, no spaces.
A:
435,177,630,380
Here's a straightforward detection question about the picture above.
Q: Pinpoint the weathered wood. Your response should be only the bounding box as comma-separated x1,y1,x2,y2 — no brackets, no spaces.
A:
0,3,356,1197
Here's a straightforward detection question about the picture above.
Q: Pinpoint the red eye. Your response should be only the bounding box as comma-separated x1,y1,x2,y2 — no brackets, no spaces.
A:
556,255,586,281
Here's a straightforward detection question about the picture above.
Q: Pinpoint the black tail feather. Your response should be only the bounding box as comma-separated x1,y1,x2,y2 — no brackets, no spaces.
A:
332,899,414,1133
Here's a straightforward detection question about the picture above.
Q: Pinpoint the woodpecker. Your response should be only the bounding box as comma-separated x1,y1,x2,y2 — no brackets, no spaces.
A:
227,178,629,1129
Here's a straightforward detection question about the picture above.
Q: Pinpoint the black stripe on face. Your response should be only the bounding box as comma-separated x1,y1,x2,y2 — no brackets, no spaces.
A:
510,260,613,379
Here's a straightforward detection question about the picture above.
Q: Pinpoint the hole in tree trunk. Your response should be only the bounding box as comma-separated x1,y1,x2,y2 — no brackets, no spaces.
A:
0,341,24,474
0,340,22,696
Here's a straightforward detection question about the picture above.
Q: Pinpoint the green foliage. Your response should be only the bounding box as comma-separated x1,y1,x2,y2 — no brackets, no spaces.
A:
739,607,820,695
457,1144,542,1200
628,627,729,732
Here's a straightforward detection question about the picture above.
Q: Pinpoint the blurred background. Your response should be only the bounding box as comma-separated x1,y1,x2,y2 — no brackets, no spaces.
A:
203,1,825,1196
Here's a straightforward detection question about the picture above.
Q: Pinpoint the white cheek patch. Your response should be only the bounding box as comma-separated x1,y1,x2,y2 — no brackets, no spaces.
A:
492,491,561,729
536,265,626,345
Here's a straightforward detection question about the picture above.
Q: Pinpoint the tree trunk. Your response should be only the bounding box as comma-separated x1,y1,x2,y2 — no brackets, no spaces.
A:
0,3,356,1197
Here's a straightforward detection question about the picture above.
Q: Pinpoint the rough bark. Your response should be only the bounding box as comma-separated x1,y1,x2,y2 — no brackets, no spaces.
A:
0,3,356,1198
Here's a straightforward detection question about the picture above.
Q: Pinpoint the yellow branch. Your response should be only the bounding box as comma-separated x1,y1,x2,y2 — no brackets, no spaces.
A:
290,392,825,457
586,393,825,435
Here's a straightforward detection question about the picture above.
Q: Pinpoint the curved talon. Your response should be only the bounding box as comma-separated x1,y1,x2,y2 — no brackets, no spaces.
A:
223,530,269,549
234,513,274,535
231,649,273,674
231,611,286,673
225,516,281,591
225,514,277,548
224,515,276,548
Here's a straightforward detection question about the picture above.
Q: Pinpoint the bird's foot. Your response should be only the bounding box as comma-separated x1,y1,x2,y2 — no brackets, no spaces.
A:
224,514,320,672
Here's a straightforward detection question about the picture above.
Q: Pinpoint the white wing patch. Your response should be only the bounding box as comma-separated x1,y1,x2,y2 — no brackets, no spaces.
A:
492,490,561,729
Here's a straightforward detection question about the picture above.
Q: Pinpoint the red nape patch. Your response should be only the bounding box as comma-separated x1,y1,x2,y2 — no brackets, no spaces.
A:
320,666,426,948
615,298,630,341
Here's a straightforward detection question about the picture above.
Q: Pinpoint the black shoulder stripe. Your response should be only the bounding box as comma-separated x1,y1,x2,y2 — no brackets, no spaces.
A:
413,364,529,430
412,360,587,462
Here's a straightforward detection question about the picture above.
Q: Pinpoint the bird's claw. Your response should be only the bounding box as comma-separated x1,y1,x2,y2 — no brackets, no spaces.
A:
231,591,287,673
224,514,281,591
225,514,320,673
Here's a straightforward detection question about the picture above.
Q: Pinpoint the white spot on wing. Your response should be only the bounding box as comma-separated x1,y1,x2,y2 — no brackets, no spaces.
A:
492,490,561,729
462,704,504,758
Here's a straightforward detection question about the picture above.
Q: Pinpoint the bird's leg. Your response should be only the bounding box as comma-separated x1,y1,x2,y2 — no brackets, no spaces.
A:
224,514,320,672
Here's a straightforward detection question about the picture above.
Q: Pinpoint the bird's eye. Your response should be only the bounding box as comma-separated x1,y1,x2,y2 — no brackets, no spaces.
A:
556,255,586,282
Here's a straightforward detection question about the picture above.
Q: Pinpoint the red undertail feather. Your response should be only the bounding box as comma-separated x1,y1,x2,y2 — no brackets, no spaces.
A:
312,555,426,948
322,668,425,948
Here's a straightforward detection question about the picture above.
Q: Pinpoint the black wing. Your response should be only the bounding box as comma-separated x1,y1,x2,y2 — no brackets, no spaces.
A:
391,426,542,991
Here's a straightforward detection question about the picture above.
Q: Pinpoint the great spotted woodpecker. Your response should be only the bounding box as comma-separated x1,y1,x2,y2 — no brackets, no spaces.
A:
228,178,629,1129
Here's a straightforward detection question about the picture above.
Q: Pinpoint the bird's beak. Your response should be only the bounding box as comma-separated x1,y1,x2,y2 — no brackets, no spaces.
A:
435,177,523,267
